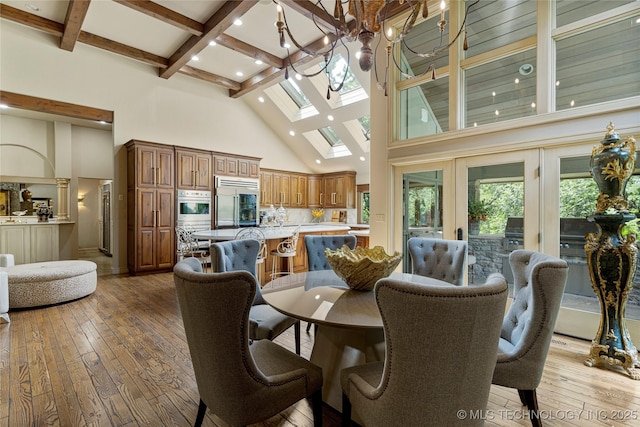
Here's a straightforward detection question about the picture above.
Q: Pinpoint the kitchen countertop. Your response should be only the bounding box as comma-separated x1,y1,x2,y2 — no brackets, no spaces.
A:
348,229,370,237
193,224,352,241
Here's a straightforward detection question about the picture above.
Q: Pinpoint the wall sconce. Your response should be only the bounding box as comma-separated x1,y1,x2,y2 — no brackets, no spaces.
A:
78,194,85,204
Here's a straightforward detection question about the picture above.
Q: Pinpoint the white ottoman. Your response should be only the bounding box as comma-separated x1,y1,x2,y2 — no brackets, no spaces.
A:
6,260,97,308
0,271,9,323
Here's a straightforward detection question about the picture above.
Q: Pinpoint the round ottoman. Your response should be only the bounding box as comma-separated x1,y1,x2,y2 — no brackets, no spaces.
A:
6,260,97,308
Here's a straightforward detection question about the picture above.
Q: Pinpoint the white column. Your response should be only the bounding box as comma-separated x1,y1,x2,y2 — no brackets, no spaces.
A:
56,178,70,221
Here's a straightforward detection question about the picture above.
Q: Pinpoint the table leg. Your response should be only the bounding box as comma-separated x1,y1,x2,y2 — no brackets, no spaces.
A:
309,324,385,412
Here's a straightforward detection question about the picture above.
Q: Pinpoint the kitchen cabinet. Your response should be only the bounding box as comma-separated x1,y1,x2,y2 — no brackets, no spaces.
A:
307,175,323,208
126,140,175,274
260,170,274,207
273,173,291,207
322,172,356,208
176,148,211,190
214,154,260,178
290,174,307,207
0,224,59,264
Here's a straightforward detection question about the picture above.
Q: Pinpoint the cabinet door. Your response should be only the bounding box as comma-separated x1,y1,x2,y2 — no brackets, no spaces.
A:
335,175,346,208
292,233,307,272
238,158,251,177
30,225,59,263
260,171,273,207
177,151,196,189
324,176,337,207
308,176,323,208
137,145,157,187
226,158,239,176
273,173,291,207
0,226,30,264
214,156,227,175
195,153,211,190
290,175,308,207
156,147,174,188
156,190,175,268
249,160,260,178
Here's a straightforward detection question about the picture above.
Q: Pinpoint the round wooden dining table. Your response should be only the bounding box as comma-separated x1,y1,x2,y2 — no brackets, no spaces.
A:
261,269,451,412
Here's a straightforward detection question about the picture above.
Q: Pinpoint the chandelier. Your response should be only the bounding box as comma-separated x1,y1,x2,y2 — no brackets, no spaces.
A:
275,0,479,96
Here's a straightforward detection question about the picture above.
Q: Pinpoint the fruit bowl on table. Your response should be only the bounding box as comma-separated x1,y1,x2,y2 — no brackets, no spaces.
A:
325,245,402,291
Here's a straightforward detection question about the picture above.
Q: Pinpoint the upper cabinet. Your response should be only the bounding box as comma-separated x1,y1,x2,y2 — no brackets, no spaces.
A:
261,170,356,209
176,148,211,190
214,153,260,179
290,174,308,208
322,172,356,209
128,141,174,189
308,175,323,208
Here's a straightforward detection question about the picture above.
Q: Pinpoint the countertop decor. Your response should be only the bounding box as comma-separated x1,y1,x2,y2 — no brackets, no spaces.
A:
325,245,402,291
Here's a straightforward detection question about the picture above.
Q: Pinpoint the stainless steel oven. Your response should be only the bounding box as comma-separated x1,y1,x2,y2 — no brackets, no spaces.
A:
177,189,212,230
214,177,259,229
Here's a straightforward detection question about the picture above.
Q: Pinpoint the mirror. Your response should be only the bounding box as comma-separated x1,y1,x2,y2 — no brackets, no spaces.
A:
0,181,57,219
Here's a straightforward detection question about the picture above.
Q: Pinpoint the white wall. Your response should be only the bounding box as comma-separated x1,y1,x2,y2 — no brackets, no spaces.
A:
77,178,100,250
1,20,311,272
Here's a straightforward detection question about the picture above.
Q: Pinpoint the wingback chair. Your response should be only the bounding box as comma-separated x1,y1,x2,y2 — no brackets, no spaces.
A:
492,250,568,427
407,237,468,286
173,258,323,427
341,273,508,427
210,239,301,355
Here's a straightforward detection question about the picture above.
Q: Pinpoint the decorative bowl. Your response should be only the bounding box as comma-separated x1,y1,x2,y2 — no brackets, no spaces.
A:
325,245,402,291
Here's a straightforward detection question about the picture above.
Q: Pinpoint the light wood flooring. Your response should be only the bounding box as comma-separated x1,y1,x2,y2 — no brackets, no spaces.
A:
1,272,639,427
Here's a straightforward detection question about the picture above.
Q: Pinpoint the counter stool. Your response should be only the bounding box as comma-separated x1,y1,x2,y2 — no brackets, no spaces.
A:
235,227,267,284
270,225,300,280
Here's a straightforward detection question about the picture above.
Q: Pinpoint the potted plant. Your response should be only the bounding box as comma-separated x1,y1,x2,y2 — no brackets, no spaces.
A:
468,198,489,235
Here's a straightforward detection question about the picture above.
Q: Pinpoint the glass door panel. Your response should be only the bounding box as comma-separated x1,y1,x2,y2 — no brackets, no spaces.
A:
402,170,444,273
466,162,525,285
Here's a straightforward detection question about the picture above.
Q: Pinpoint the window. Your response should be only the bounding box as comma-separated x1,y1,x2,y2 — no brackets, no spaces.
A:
280,78,311,108
399,77,449,139
326,54,362,94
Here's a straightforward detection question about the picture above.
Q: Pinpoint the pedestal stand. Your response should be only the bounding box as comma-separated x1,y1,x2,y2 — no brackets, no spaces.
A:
583,213,639,379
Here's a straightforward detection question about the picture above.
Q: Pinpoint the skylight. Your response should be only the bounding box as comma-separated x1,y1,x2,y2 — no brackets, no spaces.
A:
319,126,343,147
326,55,362,95
280,78,311,108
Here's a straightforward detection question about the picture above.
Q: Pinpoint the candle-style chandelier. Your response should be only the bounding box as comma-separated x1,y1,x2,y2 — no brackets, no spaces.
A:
275,0,480,96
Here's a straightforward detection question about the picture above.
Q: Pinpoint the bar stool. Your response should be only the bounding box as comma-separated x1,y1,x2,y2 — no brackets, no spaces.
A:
270,225,300,279
235,227,267,284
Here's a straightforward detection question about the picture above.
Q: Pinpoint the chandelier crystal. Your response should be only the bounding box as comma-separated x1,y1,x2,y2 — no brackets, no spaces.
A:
275,0,479,96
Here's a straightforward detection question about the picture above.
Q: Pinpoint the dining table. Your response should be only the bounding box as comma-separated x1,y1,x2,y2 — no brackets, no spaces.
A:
261,269,451,412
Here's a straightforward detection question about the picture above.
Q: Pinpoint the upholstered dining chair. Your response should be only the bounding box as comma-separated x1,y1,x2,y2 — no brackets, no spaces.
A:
407,237,468,286
340,273,508,427
210,239,301,355
492,250,568,427
173,258,323,427
304,234,357,333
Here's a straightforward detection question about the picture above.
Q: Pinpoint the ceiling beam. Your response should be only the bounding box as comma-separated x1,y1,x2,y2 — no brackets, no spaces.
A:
60,0,91,51
278,0,345,32
113,0,204,36
78,31,169,68
0,91,114,123
215,33,284,69
159,0,257,79
178,66,241,91
0,3,63,35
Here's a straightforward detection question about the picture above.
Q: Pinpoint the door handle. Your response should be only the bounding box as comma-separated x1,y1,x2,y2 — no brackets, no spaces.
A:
457,228,463,240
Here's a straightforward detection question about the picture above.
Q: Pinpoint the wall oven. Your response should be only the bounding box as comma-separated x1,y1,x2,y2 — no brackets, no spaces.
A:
177,189,212,231
214,176,259,229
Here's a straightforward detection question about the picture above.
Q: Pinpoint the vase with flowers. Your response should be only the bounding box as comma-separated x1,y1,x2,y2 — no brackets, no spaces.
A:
468,198,489,235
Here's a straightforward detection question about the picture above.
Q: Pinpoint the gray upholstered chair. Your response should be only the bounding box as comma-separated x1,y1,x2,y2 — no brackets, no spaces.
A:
407,237,468,286
173,258,323,427
341,273,508,426
492,250,568,427
210,239,301,355
305,234,357,271
304,234,357,333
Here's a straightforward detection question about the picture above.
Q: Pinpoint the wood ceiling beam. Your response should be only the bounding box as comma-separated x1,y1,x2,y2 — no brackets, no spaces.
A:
278,0,344,32
215,33,284,69
159,0,257,79
178,66,241,91
0,91,114,123
114,0,204,36
60,0,91,51
78,31,169,68
0,3,63,35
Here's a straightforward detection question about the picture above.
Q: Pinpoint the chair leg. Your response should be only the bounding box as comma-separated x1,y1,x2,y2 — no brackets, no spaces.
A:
194,399,207,427
294,321,301,355
519,389,542,427
312,388,323,427
341,393,352,427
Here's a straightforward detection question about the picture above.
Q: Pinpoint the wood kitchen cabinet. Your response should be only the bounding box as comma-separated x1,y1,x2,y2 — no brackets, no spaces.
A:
307,175,323,208
126,140,175,274
176,148,211,190
260,170,274,207
273,173,291,207
290,174,307,207
321,172,356,208
214,153,260,178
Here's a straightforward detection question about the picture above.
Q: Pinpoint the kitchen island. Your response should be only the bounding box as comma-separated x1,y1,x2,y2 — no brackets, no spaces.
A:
194,224,352,284
0,218,75,264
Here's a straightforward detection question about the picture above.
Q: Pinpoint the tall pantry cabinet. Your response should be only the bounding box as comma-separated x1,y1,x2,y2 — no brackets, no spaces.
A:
126,140,175,274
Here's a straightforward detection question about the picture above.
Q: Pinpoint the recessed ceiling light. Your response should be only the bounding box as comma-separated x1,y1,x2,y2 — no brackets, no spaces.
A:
636,17,640,24
191,55,199,61
233,19,242,26
284,43,291,49
327,115,334,121
514,78,519,84
25,4,39,12
556,80,560,86
289,130,295,136
99,121,107,125
255,59,263,65
492,91,496,97
570,100,575,107
315,159,321,164
494,110,499,116
359,156,366,162
209,40,217,46
355,51,362,59
473,122,478,127
258,96,265,103
236,71,244,77
531,102,536,108
519,64,534,75
295,73,302,81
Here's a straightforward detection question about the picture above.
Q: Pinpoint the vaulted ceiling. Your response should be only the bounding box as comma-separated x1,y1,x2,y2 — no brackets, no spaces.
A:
1,0,409,178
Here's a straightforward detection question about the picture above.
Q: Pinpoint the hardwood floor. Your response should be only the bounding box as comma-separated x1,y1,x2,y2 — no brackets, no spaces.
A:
1,272,639,427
